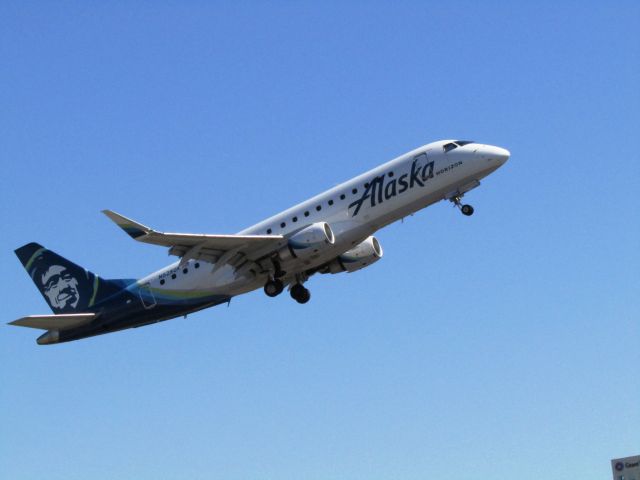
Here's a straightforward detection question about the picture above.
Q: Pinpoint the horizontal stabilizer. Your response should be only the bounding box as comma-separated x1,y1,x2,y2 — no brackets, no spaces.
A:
9,313,96,330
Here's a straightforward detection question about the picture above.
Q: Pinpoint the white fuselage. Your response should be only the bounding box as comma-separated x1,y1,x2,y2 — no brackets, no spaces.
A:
137,140,509,298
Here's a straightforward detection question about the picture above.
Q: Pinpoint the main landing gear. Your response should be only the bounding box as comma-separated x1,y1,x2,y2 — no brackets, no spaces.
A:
264,259,288,297
290,283,311,304
263,278,310,304
264,278,284,297
450,195,474,216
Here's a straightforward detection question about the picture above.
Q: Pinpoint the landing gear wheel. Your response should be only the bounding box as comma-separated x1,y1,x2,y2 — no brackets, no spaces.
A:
264,279,284,297
461,204,474,216
290,283,311,304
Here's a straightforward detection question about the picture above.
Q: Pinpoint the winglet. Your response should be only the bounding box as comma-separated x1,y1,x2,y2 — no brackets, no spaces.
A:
102,210,152,239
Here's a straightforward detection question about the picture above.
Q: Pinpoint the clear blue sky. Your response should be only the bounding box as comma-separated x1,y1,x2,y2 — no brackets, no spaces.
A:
1,2,638,479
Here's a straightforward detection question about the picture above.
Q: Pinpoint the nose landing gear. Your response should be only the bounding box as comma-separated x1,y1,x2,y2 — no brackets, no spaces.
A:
450,195,474,216
461,204,474,216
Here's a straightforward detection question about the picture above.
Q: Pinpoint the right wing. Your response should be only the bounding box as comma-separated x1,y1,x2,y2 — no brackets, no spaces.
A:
102,210,286,270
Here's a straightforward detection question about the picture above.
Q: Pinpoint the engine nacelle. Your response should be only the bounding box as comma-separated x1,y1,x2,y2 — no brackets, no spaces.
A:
326,236,383,273
278,222,335,262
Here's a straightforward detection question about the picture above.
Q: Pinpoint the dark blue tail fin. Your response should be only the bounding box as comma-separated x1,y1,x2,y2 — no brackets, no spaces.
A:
15,242,128,314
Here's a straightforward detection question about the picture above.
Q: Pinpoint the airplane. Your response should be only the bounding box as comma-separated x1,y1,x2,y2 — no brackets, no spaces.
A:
11,139,509,345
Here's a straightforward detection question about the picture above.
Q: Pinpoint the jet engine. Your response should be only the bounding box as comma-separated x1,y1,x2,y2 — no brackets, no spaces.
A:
278,222,335,262
325,236,383,273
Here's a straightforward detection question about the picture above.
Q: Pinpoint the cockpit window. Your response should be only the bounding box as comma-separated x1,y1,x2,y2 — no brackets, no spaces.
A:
444,140,475,152
443,142,457,152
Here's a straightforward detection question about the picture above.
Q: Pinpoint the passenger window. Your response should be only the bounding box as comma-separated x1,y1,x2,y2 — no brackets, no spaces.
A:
195,263,200,268
160,279,165,285
183,268,188,274
340,194,346,200
304,211,309,217
352,188,358,194
388,171,394,177
316,205,321,211
267,228,272,234
280,222,286,228
171,274,176,280
328,199,334,206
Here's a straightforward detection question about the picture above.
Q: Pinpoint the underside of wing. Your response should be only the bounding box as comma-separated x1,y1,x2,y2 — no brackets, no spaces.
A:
9,313,96,330
102,210,286,265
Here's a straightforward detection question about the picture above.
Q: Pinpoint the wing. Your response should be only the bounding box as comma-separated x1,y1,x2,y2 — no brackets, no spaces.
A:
102,210,286,271
9,313,96,330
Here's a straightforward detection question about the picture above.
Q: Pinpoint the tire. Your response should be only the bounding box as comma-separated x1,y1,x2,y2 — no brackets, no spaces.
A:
461,204,474,216
297,288,311,304
290,283,310,304
264,279,284,297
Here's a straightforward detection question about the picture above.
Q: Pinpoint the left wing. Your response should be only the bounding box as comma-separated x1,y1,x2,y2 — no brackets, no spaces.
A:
102,210,286,269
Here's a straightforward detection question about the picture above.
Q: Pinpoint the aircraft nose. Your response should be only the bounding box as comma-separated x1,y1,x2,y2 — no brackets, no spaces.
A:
479,145,510,166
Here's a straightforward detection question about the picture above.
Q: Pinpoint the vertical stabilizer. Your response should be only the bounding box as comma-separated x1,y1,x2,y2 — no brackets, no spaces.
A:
15,242,124,314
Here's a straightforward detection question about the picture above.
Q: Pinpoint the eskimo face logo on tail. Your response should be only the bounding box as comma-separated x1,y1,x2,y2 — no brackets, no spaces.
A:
349,155,434,216
25,249,94,313
40,264,80,310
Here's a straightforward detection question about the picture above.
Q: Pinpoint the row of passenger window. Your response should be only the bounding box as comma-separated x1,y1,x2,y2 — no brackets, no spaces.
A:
265,171,395,234
159,262,201,285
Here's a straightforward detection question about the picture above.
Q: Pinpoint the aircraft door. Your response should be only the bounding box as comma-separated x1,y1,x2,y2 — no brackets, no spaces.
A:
138,283,157,309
